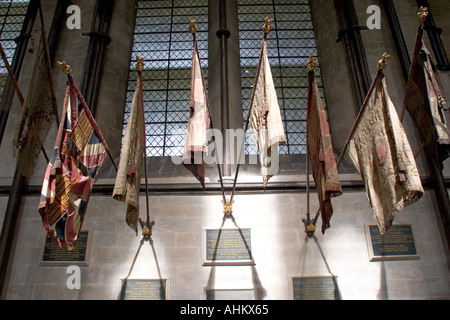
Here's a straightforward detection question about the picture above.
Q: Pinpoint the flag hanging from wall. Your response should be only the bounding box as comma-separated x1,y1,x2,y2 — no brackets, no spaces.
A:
346,72,423,235
249,39,286,186
38,76,107,248
13,26,58,177
182,37,211,189
403,26,450,170
306,66,342,234
113,67,146,235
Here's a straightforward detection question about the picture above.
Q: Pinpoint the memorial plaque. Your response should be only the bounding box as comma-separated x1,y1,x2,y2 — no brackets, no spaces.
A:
291,276,340,300
365,224,419,261
40,230,92,266
205,289,254,300
203,229,253,265
119,279,167,300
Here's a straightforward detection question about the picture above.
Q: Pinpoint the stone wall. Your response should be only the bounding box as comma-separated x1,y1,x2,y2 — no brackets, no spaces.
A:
0,0,449,300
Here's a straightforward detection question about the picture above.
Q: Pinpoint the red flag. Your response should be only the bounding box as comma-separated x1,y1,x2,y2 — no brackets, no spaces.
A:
38,77,107,248
404,26,450,169
306,68,342,233
182,38,210,188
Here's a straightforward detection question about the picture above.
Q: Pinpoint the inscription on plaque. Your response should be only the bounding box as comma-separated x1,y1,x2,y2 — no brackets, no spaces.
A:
205,229,252,262
292,276,340,300
206,289,254,300
365,224,419,261
40,230,91,266
119,279,167,300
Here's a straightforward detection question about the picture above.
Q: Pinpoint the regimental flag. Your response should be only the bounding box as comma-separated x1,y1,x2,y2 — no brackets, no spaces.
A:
404,26,450,170
306,68,342,234
182,37,210,189
38,76,107,248
346,73,423,235
113,70,145,235
249,39,286,186
13,27,58,177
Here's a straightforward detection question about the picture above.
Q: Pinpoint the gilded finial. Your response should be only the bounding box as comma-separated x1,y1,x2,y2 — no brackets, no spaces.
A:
188,18,197,34
223,199,233,216
136,56,144,71
263,17,272,34
57,61,71,75
378,53,390,70
418,6,428,25
307,56,318,71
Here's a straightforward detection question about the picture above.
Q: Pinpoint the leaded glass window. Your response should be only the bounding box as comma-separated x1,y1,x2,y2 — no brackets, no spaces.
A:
0,0,30,101
238,0,325,155
125,0,208,157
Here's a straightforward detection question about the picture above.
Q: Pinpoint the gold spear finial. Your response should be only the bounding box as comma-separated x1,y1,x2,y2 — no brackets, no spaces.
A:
188,18,197,34
418,6,429,25
307,56,318,71
378,53,390,70
136,56,144,71
263,17,273,34
57,61,71,75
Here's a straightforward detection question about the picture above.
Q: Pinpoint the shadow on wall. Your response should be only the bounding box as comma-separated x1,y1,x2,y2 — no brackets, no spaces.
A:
296,235,341,300
119,232,166,300
205,213,266,300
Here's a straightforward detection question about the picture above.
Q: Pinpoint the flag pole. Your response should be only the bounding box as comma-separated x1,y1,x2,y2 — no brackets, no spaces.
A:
135,56,154,241
228,17,272,210
188,19,227,206
336,53,390,169
0,43,25,105
303,56,318,236
400,7,428,123
400,8,430,160
0,41,50,164
37,0,59,127
56,60,118,173
306,53,390,235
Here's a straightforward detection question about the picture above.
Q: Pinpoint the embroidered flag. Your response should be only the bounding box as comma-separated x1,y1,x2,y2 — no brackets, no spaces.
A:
113,71,145,235
306,69,342,234
38,77,107,248
346,73,423,235
249,40,286,186
182,38,210,189
404,26,450,169
13,27,58,177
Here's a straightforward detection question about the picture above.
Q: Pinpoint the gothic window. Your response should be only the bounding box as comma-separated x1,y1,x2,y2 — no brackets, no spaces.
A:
0,0,30,101
125,0,208,157
126,0,325,158
238,0,325,155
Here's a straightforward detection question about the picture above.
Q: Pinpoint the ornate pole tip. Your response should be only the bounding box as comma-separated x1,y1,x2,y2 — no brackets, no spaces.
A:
188,18,197,34
57,61,71,75
136,56,144,71
378,53,390,70
307,56,318,71
418,6,429,24
263,17,273,34
223,199,233,216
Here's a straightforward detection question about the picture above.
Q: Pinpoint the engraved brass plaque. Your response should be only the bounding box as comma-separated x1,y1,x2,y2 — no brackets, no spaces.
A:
365,224,419,261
